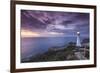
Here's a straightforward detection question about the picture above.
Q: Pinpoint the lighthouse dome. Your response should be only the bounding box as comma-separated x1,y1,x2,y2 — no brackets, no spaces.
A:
77,32,80,35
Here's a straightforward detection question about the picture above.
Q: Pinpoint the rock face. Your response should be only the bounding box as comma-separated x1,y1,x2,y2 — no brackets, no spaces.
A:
74,52,87,60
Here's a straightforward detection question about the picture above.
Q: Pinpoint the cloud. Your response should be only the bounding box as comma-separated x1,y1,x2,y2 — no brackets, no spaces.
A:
46,24,75,32
21,10,89,37
21,29,64,38
43,31,64,37
54,25,67,30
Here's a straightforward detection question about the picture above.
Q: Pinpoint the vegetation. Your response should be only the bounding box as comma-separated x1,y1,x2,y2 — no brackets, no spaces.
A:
22,38,90,63
22,42,79,63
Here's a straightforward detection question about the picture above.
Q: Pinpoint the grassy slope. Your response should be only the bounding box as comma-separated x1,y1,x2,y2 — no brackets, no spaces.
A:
22,42,79,63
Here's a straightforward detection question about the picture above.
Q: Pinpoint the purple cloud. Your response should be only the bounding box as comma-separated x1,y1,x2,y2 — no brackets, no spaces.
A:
21,10,89,37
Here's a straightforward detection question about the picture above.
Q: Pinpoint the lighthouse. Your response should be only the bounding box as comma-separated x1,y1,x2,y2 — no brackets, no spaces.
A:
76,32,81,47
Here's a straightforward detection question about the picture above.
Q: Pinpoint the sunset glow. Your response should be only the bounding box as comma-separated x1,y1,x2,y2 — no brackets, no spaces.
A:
21,29,40,38
21,29,64,38
49,32,63,35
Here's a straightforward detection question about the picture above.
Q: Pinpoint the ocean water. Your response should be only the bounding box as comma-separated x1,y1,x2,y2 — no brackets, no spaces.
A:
21,37,78,59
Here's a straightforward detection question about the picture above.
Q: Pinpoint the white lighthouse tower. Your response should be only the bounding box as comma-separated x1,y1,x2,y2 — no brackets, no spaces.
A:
76,32,81,47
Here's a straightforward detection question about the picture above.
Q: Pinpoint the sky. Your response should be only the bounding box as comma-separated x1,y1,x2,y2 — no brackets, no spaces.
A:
21,10,89,38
